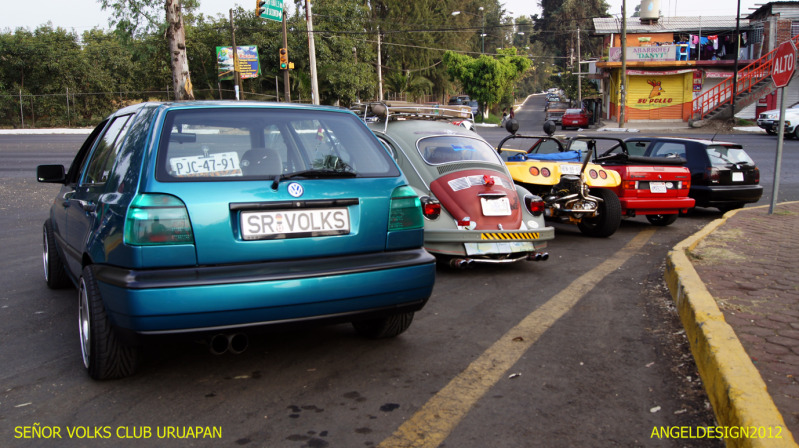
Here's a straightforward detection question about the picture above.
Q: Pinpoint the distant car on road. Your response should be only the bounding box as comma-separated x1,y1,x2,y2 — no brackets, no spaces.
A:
756,103,799,138
561,108,590,130
37,101,436,379
356,102,555,267
625,137,763,212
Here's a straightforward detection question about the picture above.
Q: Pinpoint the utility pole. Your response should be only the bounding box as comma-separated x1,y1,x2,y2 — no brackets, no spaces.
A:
731,0,741,123
229,9,242,100
282,10,291,102
577,27,582,105
377,26,384,101
618,0,627,127
305,0,319,105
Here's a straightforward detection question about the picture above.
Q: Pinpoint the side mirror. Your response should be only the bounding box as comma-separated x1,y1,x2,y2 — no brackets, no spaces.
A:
37,165,66,184
504,118,519,135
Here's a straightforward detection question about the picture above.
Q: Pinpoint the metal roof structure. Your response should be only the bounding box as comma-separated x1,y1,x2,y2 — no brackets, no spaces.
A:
593,16,749,34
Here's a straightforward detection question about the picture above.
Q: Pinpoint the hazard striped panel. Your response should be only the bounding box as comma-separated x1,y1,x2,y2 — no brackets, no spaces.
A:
480,232,540,241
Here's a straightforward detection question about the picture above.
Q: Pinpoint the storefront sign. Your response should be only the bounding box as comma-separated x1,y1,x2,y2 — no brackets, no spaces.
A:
609,46,677,62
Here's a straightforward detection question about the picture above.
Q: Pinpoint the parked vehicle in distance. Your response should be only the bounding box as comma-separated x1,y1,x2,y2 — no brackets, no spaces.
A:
561,109,590,130
756,103,799,138
497,121,622,237
545,101,571,125
580,137,695,226
37,101,436,379
624,137,763,212
354,102,555,267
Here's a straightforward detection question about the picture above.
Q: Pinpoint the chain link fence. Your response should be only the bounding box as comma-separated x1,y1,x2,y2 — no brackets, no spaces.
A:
0,88,287,129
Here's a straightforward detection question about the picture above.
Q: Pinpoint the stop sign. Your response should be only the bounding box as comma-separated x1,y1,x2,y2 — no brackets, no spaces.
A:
772,40,797,88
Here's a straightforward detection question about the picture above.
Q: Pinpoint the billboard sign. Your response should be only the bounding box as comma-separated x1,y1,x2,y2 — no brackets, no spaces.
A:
217,46,261,80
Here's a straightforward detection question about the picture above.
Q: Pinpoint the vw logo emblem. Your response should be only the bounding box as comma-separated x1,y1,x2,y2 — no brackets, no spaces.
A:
287,182,304,198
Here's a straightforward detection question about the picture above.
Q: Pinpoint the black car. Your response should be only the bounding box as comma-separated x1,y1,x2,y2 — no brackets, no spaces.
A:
625,137,763,212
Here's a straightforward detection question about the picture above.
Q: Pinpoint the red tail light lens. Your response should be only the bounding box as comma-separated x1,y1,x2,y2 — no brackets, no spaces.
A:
589,169,598,179
420,196,441,220
524,195,545,216
541,167,551,177
753,166,760,183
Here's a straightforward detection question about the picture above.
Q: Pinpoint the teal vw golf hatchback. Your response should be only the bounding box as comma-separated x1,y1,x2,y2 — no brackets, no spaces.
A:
38,102,435,379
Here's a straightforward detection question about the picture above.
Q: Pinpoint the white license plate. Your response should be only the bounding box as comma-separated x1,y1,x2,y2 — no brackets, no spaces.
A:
480,197,511,216
732,172,744,182
241,208,350,240
649,182,667,193
560,164,582,175
170,152,242,177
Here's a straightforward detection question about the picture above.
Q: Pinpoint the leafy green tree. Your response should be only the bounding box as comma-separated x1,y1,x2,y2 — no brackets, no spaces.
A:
443,47,531,115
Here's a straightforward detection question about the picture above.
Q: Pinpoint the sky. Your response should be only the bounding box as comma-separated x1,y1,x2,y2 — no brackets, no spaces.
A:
0,0,764,33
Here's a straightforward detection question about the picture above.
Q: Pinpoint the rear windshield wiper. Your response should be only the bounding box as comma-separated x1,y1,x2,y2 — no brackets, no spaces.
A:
271,169,356,189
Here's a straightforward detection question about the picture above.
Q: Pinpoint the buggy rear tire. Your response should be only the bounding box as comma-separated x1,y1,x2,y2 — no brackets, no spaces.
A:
577,189,621,237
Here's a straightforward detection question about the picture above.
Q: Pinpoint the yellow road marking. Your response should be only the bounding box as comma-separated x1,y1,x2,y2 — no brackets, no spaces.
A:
378,229,656,448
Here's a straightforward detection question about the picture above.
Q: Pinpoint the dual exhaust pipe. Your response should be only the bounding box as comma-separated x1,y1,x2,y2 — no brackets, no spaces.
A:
448,251,549,269
209,333,248,355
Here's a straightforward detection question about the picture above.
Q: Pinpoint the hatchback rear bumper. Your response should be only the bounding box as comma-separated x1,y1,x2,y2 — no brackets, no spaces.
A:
94,248,435,334
691,185,764,207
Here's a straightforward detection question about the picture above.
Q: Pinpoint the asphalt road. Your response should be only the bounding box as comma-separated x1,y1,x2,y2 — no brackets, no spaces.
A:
3,99,796,447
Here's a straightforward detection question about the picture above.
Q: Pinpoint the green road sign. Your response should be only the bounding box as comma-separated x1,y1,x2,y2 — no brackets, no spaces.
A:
258,0,283,22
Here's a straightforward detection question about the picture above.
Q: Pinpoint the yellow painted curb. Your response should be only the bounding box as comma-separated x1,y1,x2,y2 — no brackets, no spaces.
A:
665,204,798,448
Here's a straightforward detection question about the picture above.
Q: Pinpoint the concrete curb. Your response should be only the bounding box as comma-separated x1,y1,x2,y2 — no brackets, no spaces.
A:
665,205,798,448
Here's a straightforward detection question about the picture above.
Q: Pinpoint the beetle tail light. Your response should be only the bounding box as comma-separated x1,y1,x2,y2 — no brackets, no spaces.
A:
524,195,545,216
420,196,441,220
125,194,194,246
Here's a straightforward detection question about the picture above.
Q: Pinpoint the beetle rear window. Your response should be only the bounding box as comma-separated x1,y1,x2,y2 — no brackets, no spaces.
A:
156,108,398,181
418,136,503,166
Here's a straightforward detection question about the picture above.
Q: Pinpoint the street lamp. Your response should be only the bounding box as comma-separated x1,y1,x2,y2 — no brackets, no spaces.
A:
452,8,486,54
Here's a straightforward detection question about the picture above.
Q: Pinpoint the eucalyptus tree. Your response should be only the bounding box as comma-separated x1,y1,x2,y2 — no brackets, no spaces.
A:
99,0,198,100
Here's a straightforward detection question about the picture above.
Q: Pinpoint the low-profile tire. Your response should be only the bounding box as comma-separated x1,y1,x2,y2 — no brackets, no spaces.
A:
43,219,71,289
79,265,139,380
352,312,415,339
645,214,679,226
577,189,622,237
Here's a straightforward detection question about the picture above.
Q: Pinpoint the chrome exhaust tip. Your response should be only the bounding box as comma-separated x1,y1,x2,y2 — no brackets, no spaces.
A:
228,333,248,355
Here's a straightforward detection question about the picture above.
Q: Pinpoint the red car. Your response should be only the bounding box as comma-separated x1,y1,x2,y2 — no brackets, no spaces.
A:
570,137,695,226
561,108,589,130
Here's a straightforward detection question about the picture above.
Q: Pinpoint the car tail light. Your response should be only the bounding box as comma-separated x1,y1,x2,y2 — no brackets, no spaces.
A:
124,194,194,245
524,195,545,216
388,186,424,231
529,166,540,176
541,167,551,177
753,166,760,183
705,167,720,184
589,169,598,179
599,170,607,179
622,181,637,190
420,196,441,220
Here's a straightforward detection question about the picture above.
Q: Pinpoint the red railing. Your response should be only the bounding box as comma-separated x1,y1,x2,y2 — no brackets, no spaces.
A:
692,34,799,120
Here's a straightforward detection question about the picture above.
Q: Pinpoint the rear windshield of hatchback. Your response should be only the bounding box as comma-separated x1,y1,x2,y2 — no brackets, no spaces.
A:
156,108,398,181
706,145,755,167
